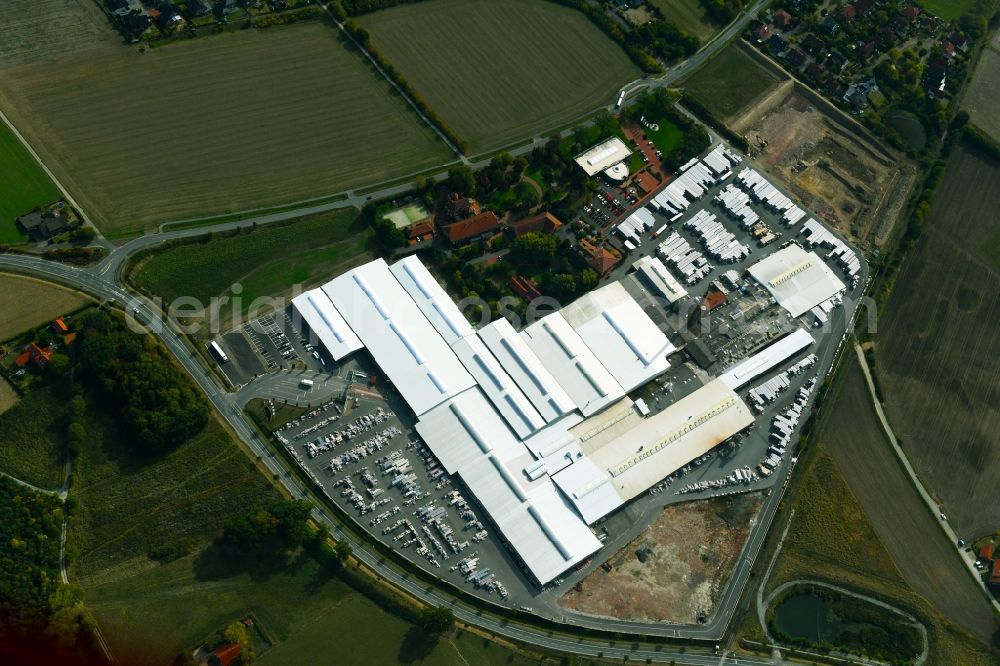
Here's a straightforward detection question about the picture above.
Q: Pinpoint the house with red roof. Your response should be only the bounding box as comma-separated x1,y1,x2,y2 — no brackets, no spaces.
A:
441,211,500,247
507,212,563,238
578,238,620,277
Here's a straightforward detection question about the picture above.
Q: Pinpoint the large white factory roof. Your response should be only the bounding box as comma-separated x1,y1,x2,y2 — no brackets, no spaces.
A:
748,244,846,318
583,379,754,500
520,313,624,416
389,255,474,345
291,288,363,361
717,328,815,390
560,282,674,392
415,388,602,584
575,137,631,176
321,259,475,416
451,334,546,439
478,318,576,423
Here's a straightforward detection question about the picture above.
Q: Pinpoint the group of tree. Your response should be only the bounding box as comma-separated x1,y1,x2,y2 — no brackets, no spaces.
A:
74,309,209,455
220,499,314,552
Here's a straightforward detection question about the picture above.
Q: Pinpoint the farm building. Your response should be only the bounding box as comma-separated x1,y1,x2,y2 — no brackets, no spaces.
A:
441,211,500,246
291,255,752,585
16,210,69,241
747,244,846,318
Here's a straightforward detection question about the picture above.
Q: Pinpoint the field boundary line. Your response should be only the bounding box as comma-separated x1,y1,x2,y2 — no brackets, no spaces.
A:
0,107,99,238
853,343,1000,615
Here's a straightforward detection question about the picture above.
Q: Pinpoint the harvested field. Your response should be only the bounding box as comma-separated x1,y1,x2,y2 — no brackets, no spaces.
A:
0,376,16,416
876,143,1000,539
359,0,639,153
648,0,719,42
559,493,762,623
0,0,117,70
964,41,1000,143
743,89,913,248
683,45,782,121
0,25,451,234
0,272,92,341
822,358,999,644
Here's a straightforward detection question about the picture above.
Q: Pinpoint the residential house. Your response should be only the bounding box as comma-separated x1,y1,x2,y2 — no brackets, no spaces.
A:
821,15,840,35
578,238,620,277
15,343,53,370
773,9,792,28
802,34,827,57
785,47,807,69
444,195,481,223
509,276,542,300
507,212,563,238
207,643,241,666
404,220,435,245
840,4,857,21
923,57,948,97
441,211,500,247
15,210,70,241
755,24,772,43
186,0,214,17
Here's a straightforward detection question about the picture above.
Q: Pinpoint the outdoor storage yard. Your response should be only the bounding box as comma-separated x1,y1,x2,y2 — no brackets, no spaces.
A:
358,0,639,153
876,143,1000,540
559,493,763,623
741,89,914,249
0,24,452,234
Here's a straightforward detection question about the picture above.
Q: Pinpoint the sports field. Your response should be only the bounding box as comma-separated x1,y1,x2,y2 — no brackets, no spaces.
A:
876,143,1000,540
649,0,720,42
0,273,92,340
359,0,639,153
130,209,371,311
0,119,61,243
0,0,117,70
683,45,782,121
0,25,451,234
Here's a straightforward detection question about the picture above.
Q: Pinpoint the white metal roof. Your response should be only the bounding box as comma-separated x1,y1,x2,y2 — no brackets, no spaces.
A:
291,288,363,361
451,334,546,439
559,282,674,392
550,455,624,524
478,318,575,423
321,258,475,416
575,137,631,176
584,379,754,500
415,388,602,584
747,244,847,317
520,313,625,416
389,255,474,345
631,255,688,304
717,328,815,390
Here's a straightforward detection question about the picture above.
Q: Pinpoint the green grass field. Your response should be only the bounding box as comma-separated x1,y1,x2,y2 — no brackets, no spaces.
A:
0,386,66,490
0,24,451,234
916,0,977,20
646,118,685,157
649,0,720,42
359,0,639,153
683,45,781,120
0,119,61,243
70,403,280,584
130,209,371,310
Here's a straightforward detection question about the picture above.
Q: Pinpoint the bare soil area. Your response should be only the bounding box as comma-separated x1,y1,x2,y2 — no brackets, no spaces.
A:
743,90,913,249
559,493,762,623
0,377,18,416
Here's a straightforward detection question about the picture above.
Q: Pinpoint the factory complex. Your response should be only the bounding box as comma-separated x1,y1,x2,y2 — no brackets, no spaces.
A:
291,234,844,585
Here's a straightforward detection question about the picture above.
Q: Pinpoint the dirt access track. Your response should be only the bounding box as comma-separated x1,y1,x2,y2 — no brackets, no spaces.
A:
728,48,915,251
559,493,762,624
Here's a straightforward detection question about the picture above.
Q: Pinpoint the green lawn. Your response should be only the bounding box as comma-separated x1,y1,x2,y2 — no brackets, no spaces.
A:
0,386,67,490
359,0,639,153
130,209,371,310
69,402,280,583
646,118,685,157
0,120,60,244
648,0,720,42
916,0,977,20
683,45,781,121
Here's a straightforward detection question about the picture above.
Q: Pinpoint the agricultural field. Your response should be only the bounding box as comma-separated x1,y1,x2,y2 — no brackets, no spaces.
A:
649,0,720,42
964,37,1000,144
0,119,61,243
0,376,17,416
129,209,371,313
0,273,92,341
876,143,1000,542
821,359,999,645
560,493,762,623
916,0,978,20
358,0,639,153
0,0,117,70
0,25,452,234
86,546,538,666
682,44,782,121
69,404,280,585
758,439,999,664
0,387,67,490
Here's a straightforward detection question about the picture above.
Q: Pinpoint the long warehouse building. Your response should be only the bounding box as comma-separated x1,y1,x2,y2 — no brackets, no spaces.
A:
293,256,750,585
